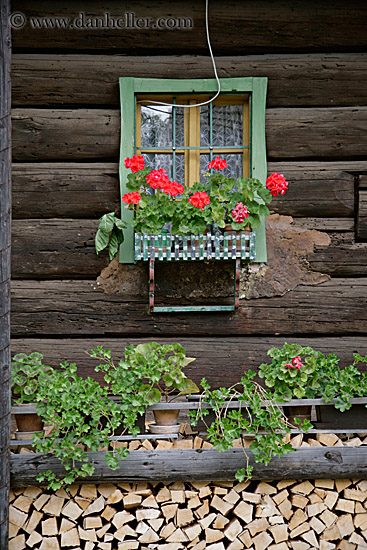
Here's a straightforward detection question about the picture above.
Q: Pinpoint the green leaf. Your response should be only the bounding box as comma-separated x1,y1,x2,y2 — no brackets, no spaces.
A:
105,452,119,470
95,227,110,254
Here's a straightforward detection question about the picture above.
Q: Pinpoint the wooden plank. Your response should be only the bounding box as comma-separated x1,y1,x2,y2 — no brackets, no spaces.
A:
11,218,367,278
11,107,367,161
10,278,367,337
10,337,367,388
12,161,363,220
357,176,367,241
11,53,367,108
10,447,367,487
11,219,109,279
0,0,11,546
11,1,367,53
12,163,119,219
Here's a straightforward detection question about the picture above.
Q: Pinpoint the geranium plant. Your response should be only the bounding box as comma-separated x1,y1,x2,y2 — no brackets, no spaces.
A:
258,342,367,411
121,155,288,236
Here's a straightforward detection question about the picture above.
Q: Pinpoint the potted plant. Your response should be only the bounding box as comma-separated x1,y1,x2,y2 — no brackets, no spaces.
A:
189,371,304,482
11,352,53,437
33,361,132,490
89,342,198,434
258,343,367,426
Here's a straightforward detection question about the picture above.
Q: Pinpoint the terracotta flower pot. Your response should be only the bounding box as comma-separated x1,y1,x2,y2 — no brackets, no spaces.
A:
15,411,44,433
153,409,180,426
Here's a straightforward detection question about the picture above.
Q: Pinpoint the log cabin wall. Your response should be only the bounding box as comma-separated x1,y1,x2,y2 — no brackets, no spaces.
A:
10,0,367,386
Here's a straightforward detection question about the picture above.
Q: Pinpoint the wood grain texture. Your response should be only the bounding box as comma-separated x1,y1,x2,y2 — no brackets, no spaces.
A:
357,175,367,241
10,447,367,487
0,0,11,545
11,107,367,161
11,219,109,279
12,218,367,279
12,163,119,219
11,0,367,54
11,337,367,388
12,161,361,220
10,278,367,337
12,53,367,108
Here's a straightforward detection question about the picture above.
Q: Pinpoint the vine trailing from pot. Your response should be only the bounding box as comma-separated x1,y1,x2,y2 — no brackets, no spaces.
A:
95,155,288,258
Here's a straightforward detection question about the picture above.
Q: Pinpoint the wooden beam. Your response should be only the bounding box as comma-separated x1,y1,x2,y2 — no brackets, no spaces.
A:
11,53,367,108
12,161,362,220
11,1,367,54
11,107,367,161
10,447,367,487
357,175,367,241
10,278,367,337
0,0,11,546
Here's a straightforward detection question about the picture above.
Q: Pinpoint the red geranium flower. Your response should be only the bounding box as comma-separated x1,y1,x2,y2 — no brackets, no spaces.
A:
122,191,142,205
161,180,185,197
208,156,228,171
266,173,288,197
146,168,170,190
124,155,145,173
188,191,211,210
285,356,303,371
231,202,249,224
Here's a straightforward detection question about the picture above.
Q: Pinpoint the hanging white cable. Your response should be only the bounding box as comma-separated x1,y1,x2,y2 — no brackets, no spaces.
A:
139,0,220,109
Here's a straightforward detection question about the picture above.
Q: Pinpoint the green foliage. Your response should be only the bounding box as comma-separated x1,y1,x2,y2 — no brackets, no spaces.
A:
258,343,367,411
11,352,53,405
95,212,126,260
91,342,198,406
189,373,295,481
33,362,129,490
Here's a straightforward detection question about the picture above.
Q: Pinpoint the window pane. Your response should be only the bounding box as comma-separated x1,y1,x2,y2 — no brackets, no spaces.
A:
200,104,243,147
141,105,172,148
175,154,185,185
200,153,243,183
175,107,185,147
143,153,173,178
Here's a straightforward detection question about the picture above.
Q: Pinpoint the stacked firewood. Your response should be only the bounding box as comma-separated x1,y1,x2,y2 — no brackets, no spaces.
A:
9,475,367,549
12,429,367,455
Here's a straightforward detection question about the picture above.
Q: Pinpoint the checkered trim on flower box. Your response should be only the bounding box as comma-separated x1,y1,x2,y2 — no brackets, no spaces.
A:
134,231,256,261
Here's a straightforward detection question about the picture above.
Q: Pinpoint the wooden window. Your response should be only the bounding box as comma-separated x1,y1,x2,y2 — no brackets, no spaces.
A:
119,77,267,263
136,95,250,189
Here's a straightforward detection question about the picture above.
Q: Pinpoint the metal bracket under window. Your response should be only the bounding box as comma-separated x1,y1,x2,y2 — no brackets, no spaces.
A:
135,230,256,313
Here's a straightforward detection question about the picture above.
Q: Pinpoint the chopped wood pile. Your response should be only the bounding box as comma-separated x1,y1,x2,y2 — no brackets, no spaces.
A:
12,427,367,456
8,475,367,549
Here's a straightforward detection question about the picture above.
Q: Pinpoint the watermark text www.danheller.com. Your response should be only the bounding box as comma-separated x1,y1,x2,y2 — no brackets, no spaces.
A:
9,11,194,31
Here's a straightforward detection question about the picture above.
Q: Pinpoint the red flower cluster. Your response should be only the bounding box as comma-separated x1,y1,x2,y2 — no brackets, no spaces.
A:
145,169,184,196
208,156,228,171
164,180,185,197
231,202,249,224
122,191,142,205
266,172,288,197
146,168,169,190
124,155,145,173
188,191,211,210
285,356,303,371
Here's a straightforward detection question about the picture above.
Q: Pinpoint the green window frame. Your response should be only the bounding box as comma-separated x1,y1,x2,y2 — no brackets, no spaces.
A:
119,77,268,264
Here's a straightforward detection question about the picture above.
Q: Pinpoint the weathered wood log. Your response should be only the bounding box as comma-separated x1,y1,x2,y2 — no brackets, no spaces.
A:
357,175,367,241
11,1,367,53
11,107,367,161
9,447,367,487
11,218,366,279
11,219,109,279
10,336,367,387
12,161,362,220
0,0,11,547
12,163,119,219
11,53,367,108
10,278,367,336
